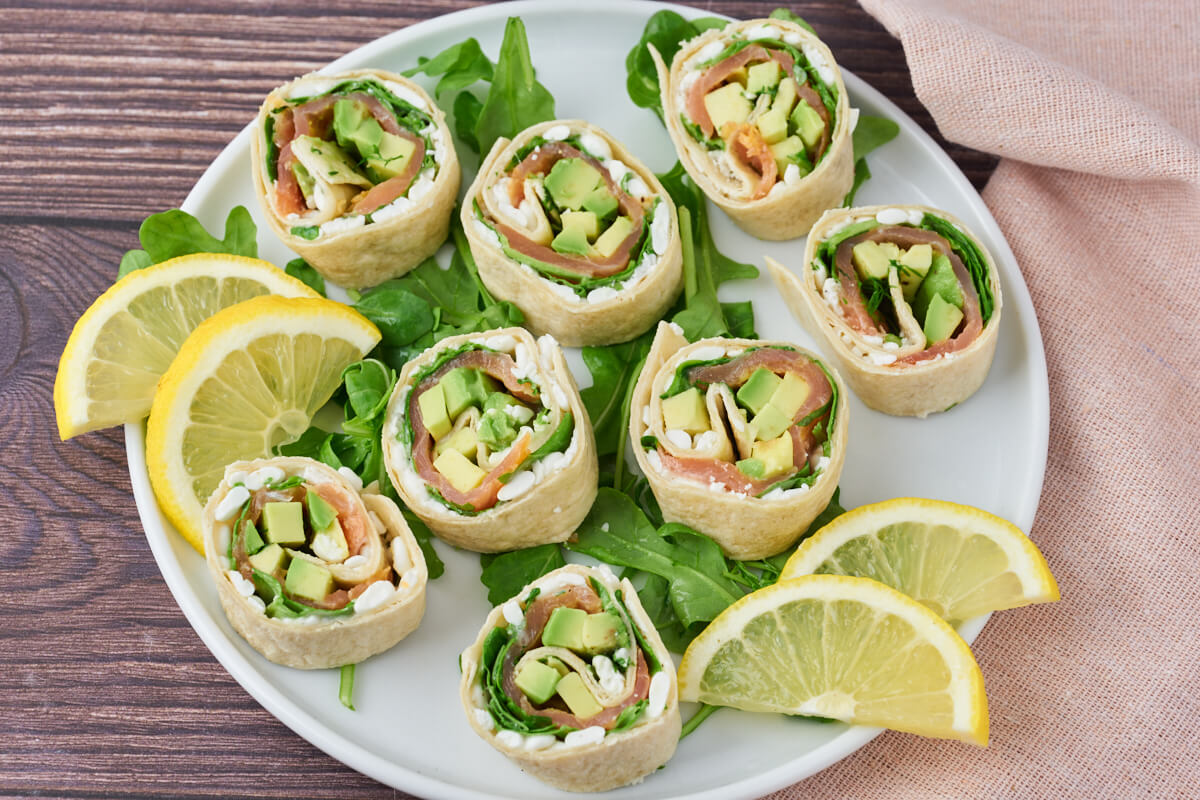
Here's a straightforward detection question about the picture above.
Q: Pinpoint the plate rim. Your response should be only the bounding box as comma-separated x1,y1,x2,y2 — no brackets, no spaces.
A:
125,2,1050,798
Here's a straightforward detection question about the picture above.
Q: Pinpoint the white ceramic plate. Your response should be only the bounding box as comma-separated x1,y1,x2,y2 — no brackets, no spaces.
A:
126,2,1049,798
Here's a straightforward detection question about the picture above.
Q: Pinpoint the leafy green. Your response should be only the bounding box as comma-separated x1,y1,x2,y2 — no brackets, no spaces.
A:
290,225,320,241
403,38,494,98
844,115,900,206
920,213,995,324
769,8,817,34
117,206,258,278
250,568,355,620
680,704,721,738
284,257,326,296
625,10,728,121
479,544,566,606
480,625,571,736
580,333,653,458
353,284,437,347
306,490,338,532
339,664,356,711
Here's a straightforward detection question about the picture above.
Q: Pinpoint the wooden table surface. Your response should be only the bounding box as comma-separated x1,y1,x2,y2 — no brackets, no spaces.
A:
1,1,997,797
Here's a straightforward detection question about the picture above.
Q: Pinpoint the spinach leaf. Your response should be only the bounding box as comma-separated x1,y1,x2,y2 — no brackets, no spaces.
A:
352,282,437,348
844,115,900,206
721,301,758,339
284,257,326,296
625,11,728,121
479,544,566,606
769,8,817,34
118,206,258,278
403,38,494,98
580,332,653,458
920,212,995,324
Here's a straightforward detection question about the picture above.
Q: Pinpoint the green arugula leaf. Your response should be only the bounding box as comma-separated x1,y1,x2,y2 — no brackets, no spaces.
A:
844,115,900,206
117,249,153,278
118,206,258,278
625,11,728,120
474,17,556,156
403,38,495,98
479,544,566,606
284,257,326,296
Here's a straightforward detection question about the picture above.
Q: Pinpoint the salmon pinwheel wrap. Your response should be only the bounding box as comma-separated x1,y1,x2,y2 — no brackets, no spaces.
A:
460,564,680,792
462,120,684,346
651,18,854,240
631,323,848,560
202,457,427,669
250,69,461,288
767,204,1003,417
381,327,598,552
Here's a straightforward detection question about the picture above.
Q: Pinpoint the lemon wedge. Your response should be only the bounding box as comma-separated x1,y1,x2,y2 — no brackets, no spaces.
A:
678,574,989,745
54,253,318,439
146,295,380,552
780,498,1059,624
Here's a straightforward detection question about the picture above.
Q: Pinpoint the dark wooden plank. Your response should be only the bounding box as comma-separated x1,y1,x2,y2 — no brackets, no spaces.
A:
0,2,999,798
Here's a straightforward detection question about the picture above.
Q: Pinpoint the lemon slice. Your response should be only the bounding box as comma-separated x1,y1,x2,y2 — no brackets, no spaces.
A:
678,575,988,745
146,295,380,552
55,253,318,439
780,498,1059,625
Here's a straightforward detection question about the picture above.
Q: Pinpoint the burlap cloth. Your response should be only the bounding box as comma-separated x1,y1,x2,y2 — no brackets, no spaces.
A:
770,1,1200,797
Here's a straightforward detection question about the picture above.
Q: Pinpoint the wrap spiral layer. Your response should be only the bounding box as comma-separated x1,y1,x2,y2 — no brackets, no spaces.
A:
462,119,684,346
652,18,854,240
202,457,427,670
631,323,848,560
250,69,461,288
381,327,598,552
767,204,1003,417
459,564,681,792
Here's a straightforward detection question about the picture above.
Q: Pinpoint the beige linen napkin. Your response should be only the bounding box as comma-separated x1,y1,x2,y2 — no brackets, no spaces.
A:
772,1,1200,797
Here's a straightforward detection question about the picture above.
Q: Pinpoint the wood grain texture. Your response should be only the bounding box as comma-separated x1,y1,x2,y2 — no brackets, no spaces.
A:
0,1,998,798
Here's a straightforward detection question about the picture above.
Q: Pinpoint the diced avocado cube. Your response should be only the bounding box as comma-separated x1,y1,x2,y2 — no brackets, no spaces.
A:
310,517,349,563
305,490,338,532
737,458,766,479
746,60,783,94
748,404,792,442
878,242,902,261
581,186,618,219
851,241,892,281
662,387,710,436
897,244,933,301
703,83,752,132
477,408,518,451
768,372,812,421
242,519,265,555
551,225,591,256
561,210,599,240
483,392,518,414
790,99,825,153
593,216,634,258
284,558,333,603
418,383,452,440
736,367,783,416
544,657,569,677
248,542,288,574
768,135,809,176
771,77,799,116
754,107,789,145
751,432,795,480
911,253,964,323
542,606,586,650
433,449,488,494
262,502,306,546
515,660,562,705
727,66,749,86
291,161,316,205
580,612,620,655
332,99,377,153
435,426,479,460
555,672,603,719
922,293,965,345
441,367,495,419
367,132,417,181
544,158,603,210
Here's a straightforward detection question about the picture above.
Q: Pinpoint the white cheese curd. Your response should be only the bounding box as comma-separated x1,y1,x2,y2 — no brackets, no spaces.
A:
473,708,495,731
247,595,267,614
907,208,924,226
337,466,364,491
391,540,413,574
285,77,339,99
227,571,255,598
687,345,727,362
647,672,671,718
214,485,250,521
645,449,664,471
551,384,569,411
577,131,612,160
694,430,722,450
586,287,619,304
783,31,803,46
601,523,610,532
380,80,430,111
485,333,517,352
650,204,670,255
563,726,606,748
496,730,523,749
473,219,502,247
814,262,828,282
861,334,884,345
664,429,692,450
696,40,725,62
523,734,556,751
815,455,831,472
679,70,700,93
502,599,524,626
497,470,536,502
546,280,581,303
869,351,898,366
822,277,842,314
592,655,624,696
343,554,368,570
400,567,419,587
319,214,367,236
849,107,860,132
531,451,568,483
783,163,802,185
354,581,395,613
875,207,909,226
513,343,534,377
245,466,286,491
801,43,836,85
602,158,631,184
612,647,630,666
542,124,570,141
302,466,332,485
408,170,436,202
505,404,535,424
227,471,247,486
642,407,652,426
743,23,782,40
536,571,586,595
883,340,900,352
625,176,651,199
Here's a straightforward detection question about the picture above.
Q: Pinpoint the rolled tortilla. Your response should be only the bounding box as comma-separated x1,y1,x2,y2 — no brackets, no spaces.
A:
767,204,1003,417
381,327,598,552
460,564,680,792
202,457,427,669
461,119,684,346
250,69,461,289
652,18,854,240
630,323,848,560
